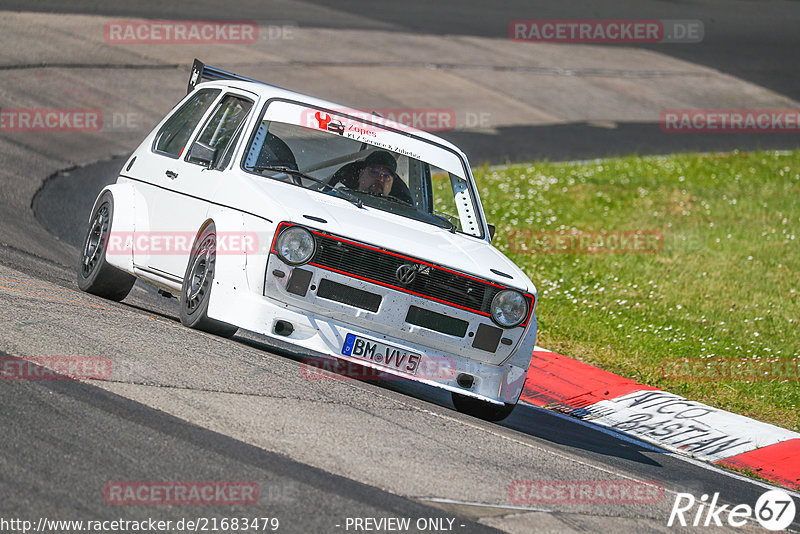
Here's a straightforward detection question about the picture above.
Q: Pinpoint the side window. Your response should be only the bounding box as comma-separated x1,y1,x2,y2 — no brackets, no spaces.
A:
188,94,254,168
153,89,220,157
217,125,245,169
429,165,482,237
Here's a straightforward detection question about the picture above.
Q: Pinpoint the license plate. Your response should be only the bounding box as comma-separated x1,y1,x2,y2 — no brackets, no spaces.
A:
341,333,422,376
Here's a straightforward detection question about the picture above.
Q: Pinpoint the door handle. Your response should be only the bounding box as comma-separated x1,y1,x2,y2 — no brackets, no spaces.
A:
165,170,178,179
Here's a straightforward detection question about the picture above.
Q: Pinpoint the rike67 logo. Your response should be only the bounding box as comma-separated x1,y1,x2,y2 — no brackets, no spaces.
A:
668,489,796,531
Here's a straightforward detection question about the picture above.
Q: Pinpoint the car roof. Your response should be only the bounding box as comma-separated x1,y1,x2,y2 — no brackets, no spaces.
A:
196,79,469,160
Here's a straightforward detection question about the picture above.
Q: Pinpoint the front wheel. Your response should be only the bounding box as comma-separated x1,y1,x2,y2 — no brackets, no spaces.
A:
452,392,516,422
77,192,136,301
179,223,238,338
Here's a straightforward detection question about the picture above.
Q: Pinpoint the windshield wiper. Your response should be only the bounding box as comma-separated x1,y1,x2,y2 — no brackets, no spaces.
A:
432,211,458,233
250,166,362,208
352,191,456,231
357,190,414,207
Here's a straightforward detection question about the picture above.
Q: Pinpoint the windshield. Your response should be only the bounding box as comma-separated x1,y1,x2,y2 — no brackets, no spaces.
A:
241,103,484,238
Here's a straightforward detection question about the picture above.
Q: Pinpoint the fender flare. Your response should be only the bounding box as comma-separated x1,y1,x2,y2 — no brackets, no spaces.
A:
88,183,144,274
200,208,261,323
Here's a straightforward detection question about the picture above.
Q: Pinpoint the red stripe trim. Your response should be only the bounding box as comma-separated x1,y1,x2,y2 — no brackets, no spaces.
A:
272,221,532,325
522,294,535,326
312,229,507,289
270,221,293,253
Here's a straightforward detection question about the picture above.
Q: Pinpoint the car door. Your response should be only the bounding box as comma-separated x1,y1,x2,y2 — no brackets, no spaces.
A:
143,91,255,279
131,88,221,281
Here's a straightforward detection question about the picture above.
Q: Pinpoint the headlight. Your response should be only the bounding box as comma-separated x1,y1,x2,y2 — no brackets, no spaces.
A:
490,289,528,328
275,226,315,265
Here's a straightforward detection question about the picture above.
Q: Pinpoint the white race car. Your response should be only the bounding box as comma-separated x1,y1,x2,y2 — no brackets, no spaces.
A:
78,60,538,421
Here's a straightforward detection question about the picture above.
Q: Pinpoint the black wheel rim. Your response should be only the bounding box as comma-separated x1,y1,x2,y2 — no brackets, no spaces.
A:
81,204,110,277
184,233,216,315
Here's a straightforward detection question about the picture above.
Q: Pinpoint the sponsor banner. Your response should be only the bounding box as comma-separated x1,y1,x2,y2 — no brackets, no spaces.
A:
1,356,111,380
104,481,258,505
509,479,663,505
586,390,800,462
510,19,703,43
661,109,800,133
0,108,102,132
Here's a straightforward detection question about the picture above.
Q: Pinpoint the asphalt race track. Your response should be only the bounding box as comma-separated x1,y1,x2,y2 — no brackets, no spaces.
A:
2,2,800,533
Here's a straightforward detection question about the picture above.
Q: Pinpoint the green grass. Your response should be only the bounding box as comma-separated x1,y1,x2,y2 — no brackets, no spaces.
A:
473,150,800,431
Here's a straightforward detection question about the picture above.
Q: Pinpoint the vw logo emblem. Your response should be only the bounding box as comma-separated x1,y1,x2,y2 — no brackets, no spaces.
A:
395,264,418,285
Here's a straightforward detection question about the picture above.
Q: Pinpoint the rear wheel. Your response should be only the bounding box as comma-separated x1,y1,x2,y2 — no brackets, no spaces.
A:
77,192,136,301
179,223,238,338
452,392,516,422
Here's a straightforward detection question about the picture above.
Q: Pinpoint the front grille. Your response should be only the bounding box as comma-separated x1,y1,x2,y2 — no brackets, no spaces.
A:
317,279,382,312
309,233,499,316
271,222,533,325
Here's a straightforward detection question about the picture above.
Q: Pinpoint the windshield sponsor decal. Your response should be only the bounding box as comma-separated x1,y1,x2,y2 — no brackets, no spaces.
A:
314,112,345,134
265,101,466,178
308,111,416,157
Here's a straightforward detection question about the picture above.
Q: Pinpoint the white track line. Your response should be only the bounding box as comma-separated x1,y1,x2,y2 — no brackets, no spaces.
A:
418,497,552,513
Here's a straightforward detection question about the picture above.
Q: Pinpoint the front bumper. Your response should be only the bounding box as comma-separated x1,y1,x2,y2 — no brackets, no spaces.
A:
207,257,537,405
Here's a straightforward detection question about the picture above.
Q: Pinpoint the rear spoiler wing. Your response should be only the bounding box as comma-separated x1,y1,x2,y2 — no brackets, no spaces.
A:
187,59,268,94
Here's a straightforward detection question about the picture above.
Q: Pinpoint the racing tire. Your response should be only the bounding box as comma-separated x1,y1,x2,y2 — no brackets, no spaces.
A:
452,392,516,422
77,192,136,301
179,223,238,338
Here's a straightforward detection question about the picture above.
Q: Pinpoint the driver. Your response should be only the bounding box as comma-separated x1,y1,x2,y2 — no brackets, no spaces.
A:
356,151,398,195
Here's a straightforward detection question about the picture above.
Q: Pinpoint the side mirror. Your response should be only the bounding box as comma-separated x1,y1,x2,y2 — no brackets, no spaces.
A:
487,224,496,242
188,141,217,168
